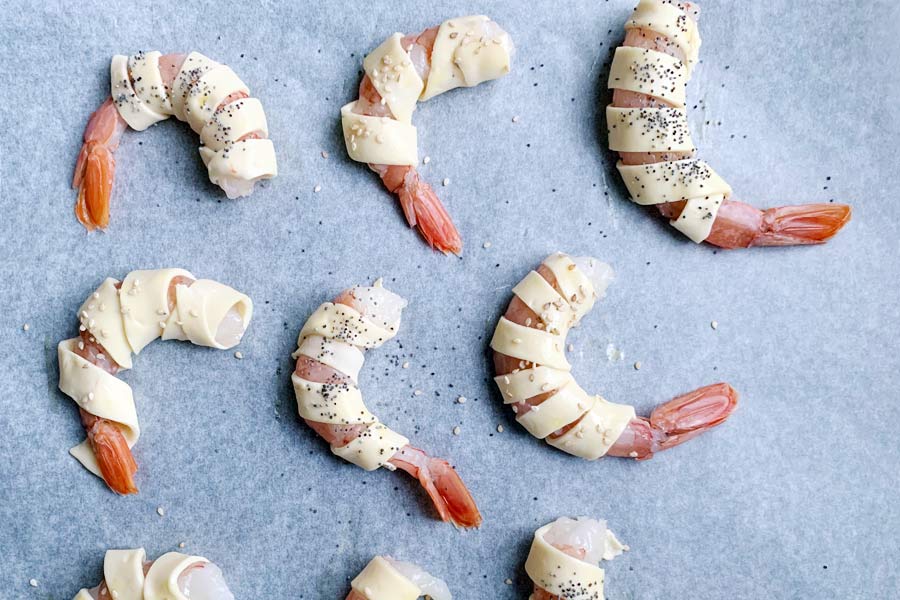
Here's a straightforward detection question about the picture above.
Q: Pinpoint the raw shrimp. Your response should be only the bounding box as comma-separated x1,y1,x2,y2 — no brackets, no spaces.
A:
73,51,276,230
293,283,481,528
58,269,252,494
526,517,626,600
74,548,234,600
343,17,513,254
607,1,850,248
491,253,737,461
346,556,451,600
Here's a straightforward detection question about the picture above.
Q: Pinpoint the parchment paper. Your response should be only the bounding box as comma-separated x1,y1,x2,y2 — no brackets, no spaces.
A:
1,0,898,598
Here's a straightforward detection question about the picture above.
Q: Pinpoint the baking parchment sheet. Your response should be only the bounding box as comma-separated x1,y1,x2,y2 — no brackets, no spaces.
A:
1,0,898,598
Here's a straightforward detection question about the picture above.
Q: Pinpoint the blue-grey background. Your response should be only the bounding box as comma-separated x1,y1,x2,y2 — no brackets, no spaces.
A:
1,0,897,598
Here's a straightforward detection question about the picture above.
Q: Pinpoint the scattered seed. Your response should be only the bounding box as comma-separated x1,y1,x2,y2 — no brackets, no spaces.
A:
634,361,642,370
29,579,38,588
313,185,322,193
178,542,186,549
414,389,422,396
442,177,450,186
156,506,165,517
423,156,431,164
512,115,520,123
234,351,244,360
457,396,467,404
22,323,30,331
505,578,513,585
711,320,718,330
452,426,461,435
497,424,504,433
483,241,492,248
567,343,574,352
321,150,329,159
402,361,410,369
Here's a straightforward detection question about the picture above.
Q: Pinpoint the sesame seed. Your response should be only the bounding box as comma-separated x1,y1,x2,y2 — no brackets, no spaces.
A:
401,361,410,369
156,506,165,516
634,361,642,370
22,323,30,331
567,343,574,352
512,115,520,123
505,578,513,585
452,426,461,435
234,351,243,360
457,396,467,404
414,389,422,396
178,542,186,548
321,150,329,159
711,320,718,330
497,424,504,433
442,177,450,186
313,185,322,193
423,156,431,164
483,241,492,248
29,579,38,588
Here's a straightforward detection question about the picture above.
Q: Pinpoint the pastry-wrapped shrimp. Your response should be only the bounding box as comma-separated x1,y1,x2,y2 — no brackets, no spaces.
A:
491,253,738,461
73,51,277,230
342,16,514,254
58,269,252,494
346,555,451,600
73,548,234,600
606,1,850,247
525,517,626,600
292,282,481,528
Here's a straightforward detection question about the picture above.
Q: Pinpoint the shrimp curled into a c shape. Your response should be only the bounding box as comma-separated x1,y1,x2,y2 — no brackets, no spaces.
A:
491,253,738,461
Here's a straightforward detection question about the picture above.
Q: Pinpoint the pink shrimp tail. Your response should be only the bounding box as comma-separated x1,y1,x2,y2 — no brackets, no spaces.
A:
381,166,463,255
73,98,125,231
704,200,852,249
391,446,482,528
750,203,852,247
649,382,739,452
609,382,738,460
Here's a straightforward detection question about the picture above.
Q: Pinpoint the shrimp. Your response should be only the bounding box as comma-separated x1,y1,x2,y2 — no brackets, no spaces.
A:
347,556,451,600
608,1,851,248
526,517,626,600
73,51,276,230
491,254,737,461
355,28,462,254
59,270,252,494
293,283,481,528
70,275,191,494
75,549,234,600
345,18,513,254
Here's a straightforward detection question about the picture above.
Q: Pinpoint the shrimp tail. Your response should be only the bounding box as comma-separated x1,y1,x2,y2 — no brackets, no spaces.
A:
73,98,124,231
384,166,463,255
649,382,739,453
392,447,482,528
74,143,114,230
750,203,852,247
80,409,138,495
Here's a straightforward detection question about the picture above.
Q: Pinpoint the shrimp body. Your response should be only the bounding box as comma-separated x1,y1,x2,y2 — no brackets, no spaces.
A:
342,17,514,254
491,253,737,461
292,282,481,528
347,555,451,600
607,1,850,248
58,269,252,494
73,51,277,230
525,517,626,600
74,548,234,600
